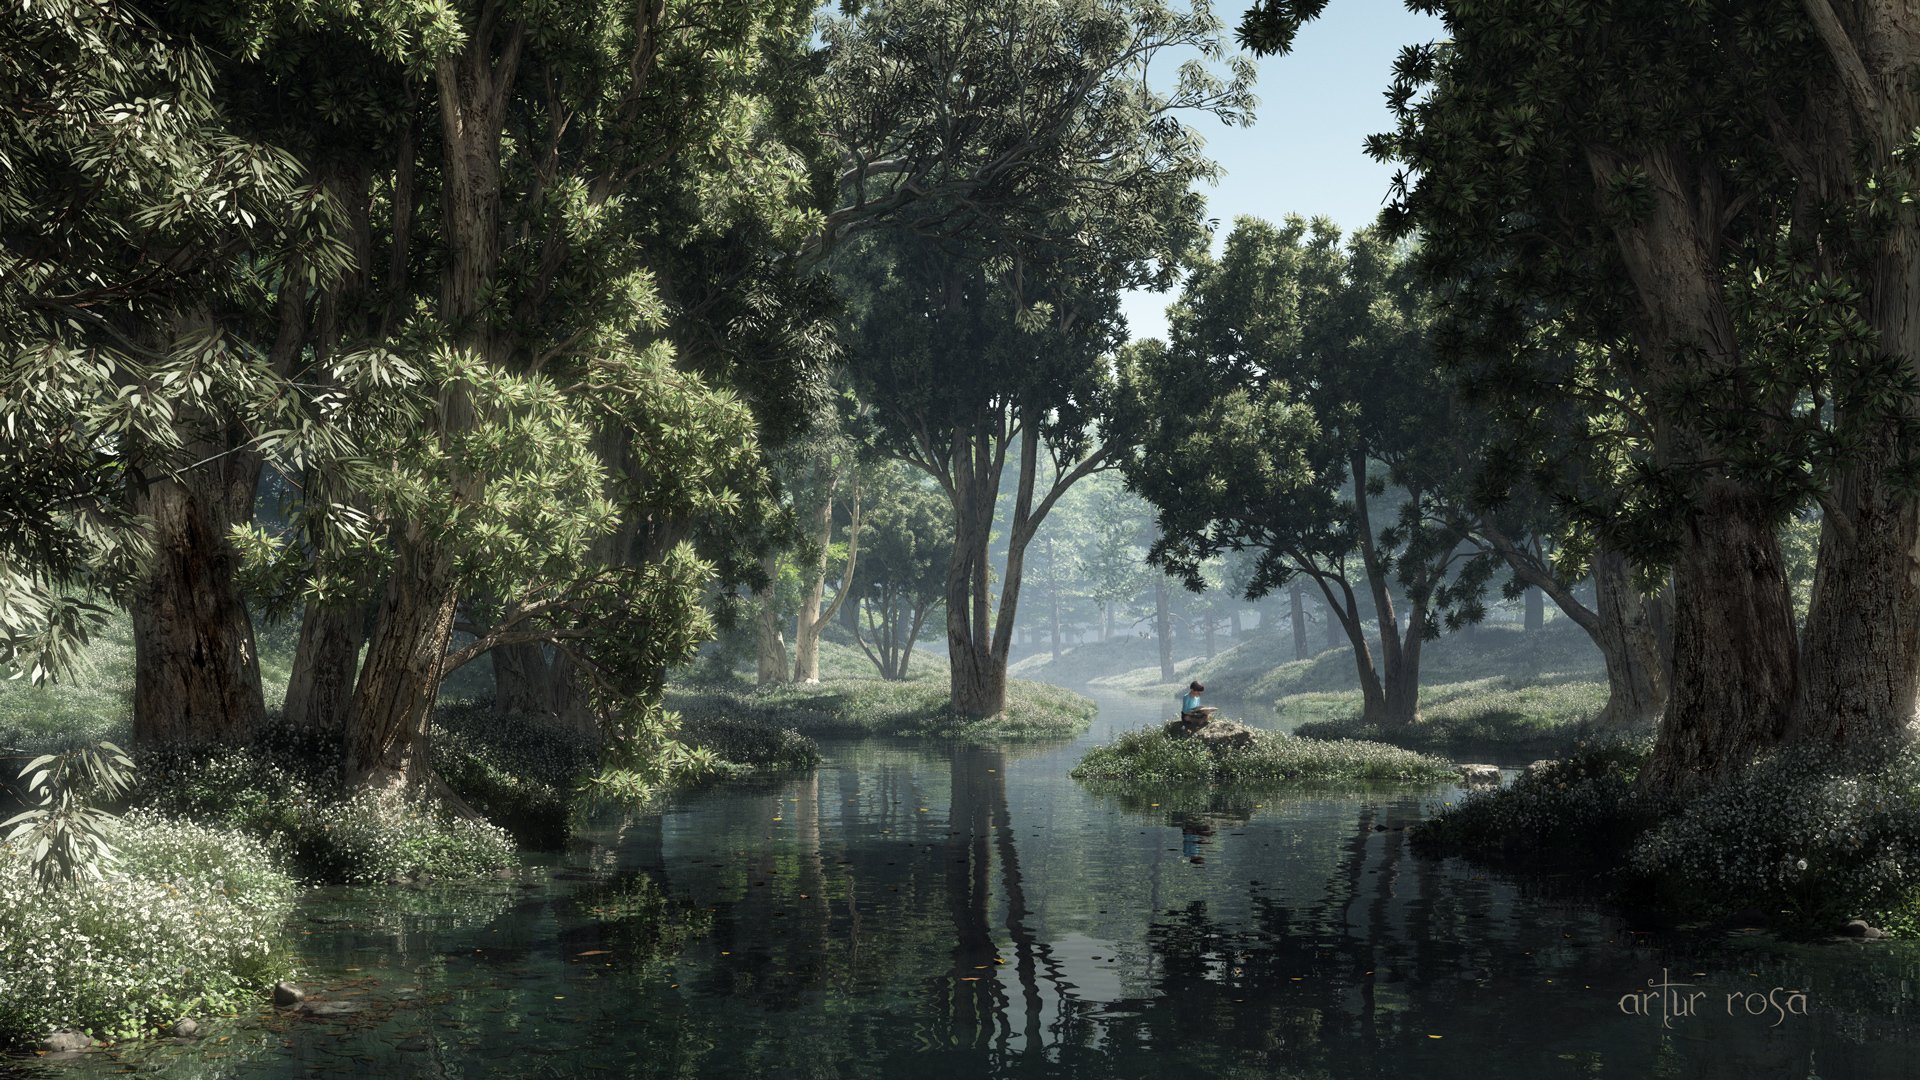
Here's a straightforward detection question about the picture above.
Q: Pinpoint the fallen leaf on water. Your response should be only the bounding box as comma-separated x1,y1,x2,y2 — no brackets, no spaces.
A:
577,950,611,957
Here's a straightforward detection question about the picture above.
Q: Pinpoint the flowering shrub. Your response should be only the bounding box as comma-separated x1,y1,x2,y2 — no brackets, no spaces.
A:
135,744,514,884
1410,739,1654,864
0,811,293,1044
1071,726,1457,785
303,790,515,884
1630,743,1920,929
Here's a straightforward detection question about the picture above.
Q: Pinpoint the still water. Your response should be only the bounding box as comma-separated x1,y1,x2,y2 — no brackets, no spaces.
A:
21,689,1920,1079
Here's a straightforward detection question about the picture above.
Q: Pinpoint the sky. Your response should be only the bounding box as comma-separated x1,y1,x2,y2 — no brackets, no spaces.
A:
1117,0,1446,343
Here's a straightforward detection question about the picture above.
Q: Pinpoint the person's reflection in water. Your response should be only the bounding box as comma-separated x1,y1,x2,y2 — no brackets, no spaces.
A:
1178,814,1215,864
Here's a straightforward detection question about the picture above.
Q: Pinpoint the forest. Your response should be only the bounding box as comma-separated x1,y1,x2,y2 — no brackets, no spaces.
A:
2,0,1918,1075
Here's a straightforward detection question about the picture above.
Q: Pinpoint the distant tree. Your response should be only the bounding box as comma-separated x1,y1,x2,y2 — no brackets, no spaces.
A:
1114,218,1471,728
826,0,1253,716
850,465,950,680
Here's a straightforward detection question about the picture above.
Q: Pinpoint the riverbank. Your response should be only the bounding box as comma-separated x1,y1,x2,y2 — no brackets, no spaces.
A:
1034,621,1618,758
668,676,1097,744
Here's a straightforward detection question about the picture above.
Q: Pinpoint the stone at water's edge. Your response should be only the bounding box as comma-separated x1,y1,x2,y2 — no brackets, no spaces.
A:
272,981,305,1007
1457,763,1502,787
1524,759,1556,779
36,1032,91,1054
1163,716,1257,751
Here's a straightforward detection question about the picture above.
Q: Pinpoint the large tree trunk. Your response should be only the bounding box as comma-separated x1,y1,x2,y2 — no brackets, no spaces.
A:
793,484,861,684
1351,456,1416,729
130,469,265,746
490,640,556,716
1593,142,1802,796
285,600,364,732
1641,484,1798,798
1787,13,1920,750
791,495,834,684
1523,586,1545,631
1590,550,1668,730
1382,599,1425,728
343,533,460,789
1290,582,1309,660
342,29,520,790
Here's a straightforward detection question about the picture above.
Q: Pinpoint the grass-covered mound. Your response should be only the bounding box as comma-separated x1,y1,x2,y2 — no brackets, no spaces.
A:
1414,738,1920,936
1071,725,1456,786
0,812,294,1045
669,676,1096,743
1293,677,1614,755
1410,740,1653,867
1630,743,1920,934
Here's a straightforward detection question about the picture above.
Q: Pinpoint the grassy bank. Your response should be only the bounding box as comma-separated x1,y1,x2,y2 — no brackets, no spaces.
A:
1072,725,1456,786
1079,622,1614,757
670,675,1096,743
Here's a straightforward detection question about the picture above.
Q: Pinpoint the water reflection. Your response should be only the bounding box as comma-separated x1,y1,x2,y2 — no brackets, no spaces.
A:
20,690,1920,1079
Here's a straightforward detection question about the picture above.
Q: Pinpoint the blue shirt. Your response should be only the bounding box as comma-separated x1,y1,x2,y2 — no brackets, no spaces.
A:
1182,693,1202,712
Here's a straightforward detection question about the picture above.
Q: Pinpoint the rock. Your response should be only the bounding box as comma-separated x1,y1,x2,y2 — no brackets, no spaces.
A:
272,981,306,1007
297,1000,366,1018
1524,759,1556,779
490,868,515,881
1197,721,1257,751
36,1031,91,1054
171,1018,199,1038
1457,763,1502,787
1840,919,1886,940
1164,715,1258,751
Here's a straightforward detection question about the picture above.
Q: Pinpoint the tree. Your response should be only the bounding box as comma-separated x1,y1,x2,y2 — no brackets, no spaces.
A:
0,1,350,745
1116,218,1469,729
825,0,1252,716
849,464,950,680
1243,0,1920,792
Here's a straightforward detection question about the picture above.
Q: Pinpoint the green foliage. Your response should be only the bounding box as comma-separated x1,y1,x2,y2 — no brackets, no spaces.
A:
432,701,600,849
135,739,514,884
0,0,348,681
1410,741,1654,866
0,811,294,1044
1072,726,1455,786
1631,744,1920,931
676,712,822,776
2,740,135,890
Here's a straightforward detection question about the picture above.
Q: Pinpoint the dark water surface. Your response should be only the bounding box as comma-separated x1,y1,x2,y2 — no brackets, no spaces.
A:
18,689,1920,1079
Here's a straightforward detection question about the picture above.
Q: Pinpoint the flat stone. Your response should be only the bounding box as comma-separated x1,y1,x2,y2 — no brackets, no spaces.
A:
36,1031,91,1053
273,981,306,1007
1457,763,1502,787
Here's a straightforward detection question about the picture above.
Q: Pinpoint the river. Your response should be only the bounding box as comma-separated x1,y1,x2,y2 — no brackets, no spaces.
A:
18,687,1920,1078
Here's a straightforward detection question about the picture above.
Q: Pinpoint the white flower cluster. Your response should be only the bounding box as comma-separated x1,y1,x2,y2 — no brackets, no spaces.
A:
0,811,293,1043
309,789,515,884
